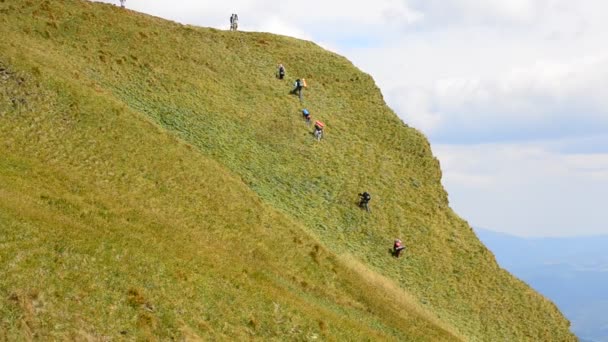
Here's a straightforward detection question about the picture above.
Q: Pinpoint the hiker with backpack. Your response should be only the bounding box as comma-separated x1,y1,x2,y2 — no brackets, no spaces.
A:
290,78,306,101
313,120,324,141
277,64,286,79
119,0,125,8
302,108,311,125
393,239,406,258
358,192,371,212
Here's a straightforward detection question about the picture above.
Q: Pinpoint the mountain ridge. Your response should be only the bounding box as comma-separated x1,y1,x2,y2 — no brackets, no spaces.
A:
0,0,575,340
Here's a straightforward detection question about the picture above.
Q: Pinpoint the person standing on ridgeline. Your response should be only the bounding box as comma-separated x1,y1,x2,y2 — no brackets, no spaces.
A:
230,13,239,31
277,64,286,79
119,0,125,8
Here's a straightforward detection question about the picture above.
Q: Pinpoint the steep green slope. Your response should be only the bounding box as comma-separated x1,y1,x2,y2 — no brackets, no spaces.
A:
0,29,458,342
0,0,575,340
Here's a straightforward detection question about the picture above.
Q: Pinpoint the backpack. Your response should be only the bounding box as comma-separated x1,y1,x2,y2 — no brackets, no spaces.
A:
301,78,307,87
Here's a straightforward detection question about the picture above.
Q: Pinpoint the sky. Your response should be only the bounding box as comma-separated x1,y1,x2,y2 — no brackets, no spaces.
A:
94,0,608,237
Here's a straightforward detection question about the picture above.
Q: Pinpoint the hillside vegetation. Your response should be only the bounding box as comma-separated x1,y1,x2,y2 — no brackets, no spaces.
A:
0,0,575,340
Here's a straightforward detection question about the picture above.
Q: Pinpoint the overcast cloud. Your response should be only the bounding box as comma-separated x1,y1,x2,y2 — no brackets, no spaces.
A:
94,0,608,236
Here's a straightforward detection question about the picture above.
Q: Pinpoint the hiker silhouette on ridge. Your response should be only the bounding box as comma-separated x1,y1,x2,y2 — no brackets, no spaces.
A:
230,13,239,31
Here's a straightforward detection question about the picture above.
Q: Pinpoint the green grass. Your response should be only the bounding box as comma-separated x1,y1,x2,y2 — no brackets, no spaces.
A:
0,0,575,340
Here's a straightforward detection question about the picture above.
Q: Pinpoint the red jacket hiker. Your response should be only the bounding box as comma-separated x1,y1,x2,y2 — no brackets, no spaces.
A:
394,239,405,257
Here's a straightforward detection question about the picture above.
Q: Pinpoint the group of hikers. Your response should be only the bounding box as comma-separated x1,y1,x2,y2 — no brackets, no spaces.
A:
227,20,407,258
359,193,405,257
112,7,407,258
108,7,405,259
276,64,406,258
229,14,239,31
277,64,320,139
299,108,324,140
225,16,405,258
223,16,406,258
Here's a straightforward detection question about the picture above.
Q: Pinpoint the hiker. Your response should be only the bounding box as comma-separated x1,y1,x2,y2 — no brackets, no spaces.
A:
302,108,311,125
313,120,324,141
393,239,406,258
230,13,239,31
358,192,371,212
291,78,306,101
119,0,125,8
277,64,286,79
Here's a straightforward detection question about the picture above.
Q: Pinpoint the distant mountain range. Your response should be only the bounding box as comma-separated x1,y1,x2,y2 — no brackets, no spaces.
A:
475,228,608,342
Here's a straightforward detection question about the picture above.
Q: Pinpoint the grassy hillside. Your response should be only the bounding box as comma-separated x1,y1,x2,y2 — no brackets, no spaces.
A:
0,0,575,340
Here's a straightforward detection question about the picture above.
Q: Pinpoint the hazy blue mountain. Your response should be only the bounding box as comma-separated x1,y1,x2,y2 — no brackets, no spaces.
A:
475,228,608,342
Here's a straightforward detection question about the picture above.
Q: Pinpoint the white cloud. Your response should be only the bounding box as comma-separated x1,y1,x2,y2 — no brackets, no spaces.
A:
388,87,441,133
564,154,608,181
409,0,539,26
343,0,608,146
252,16,313,40
414,55,608,142
95,0,423,37
435,142,608,237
